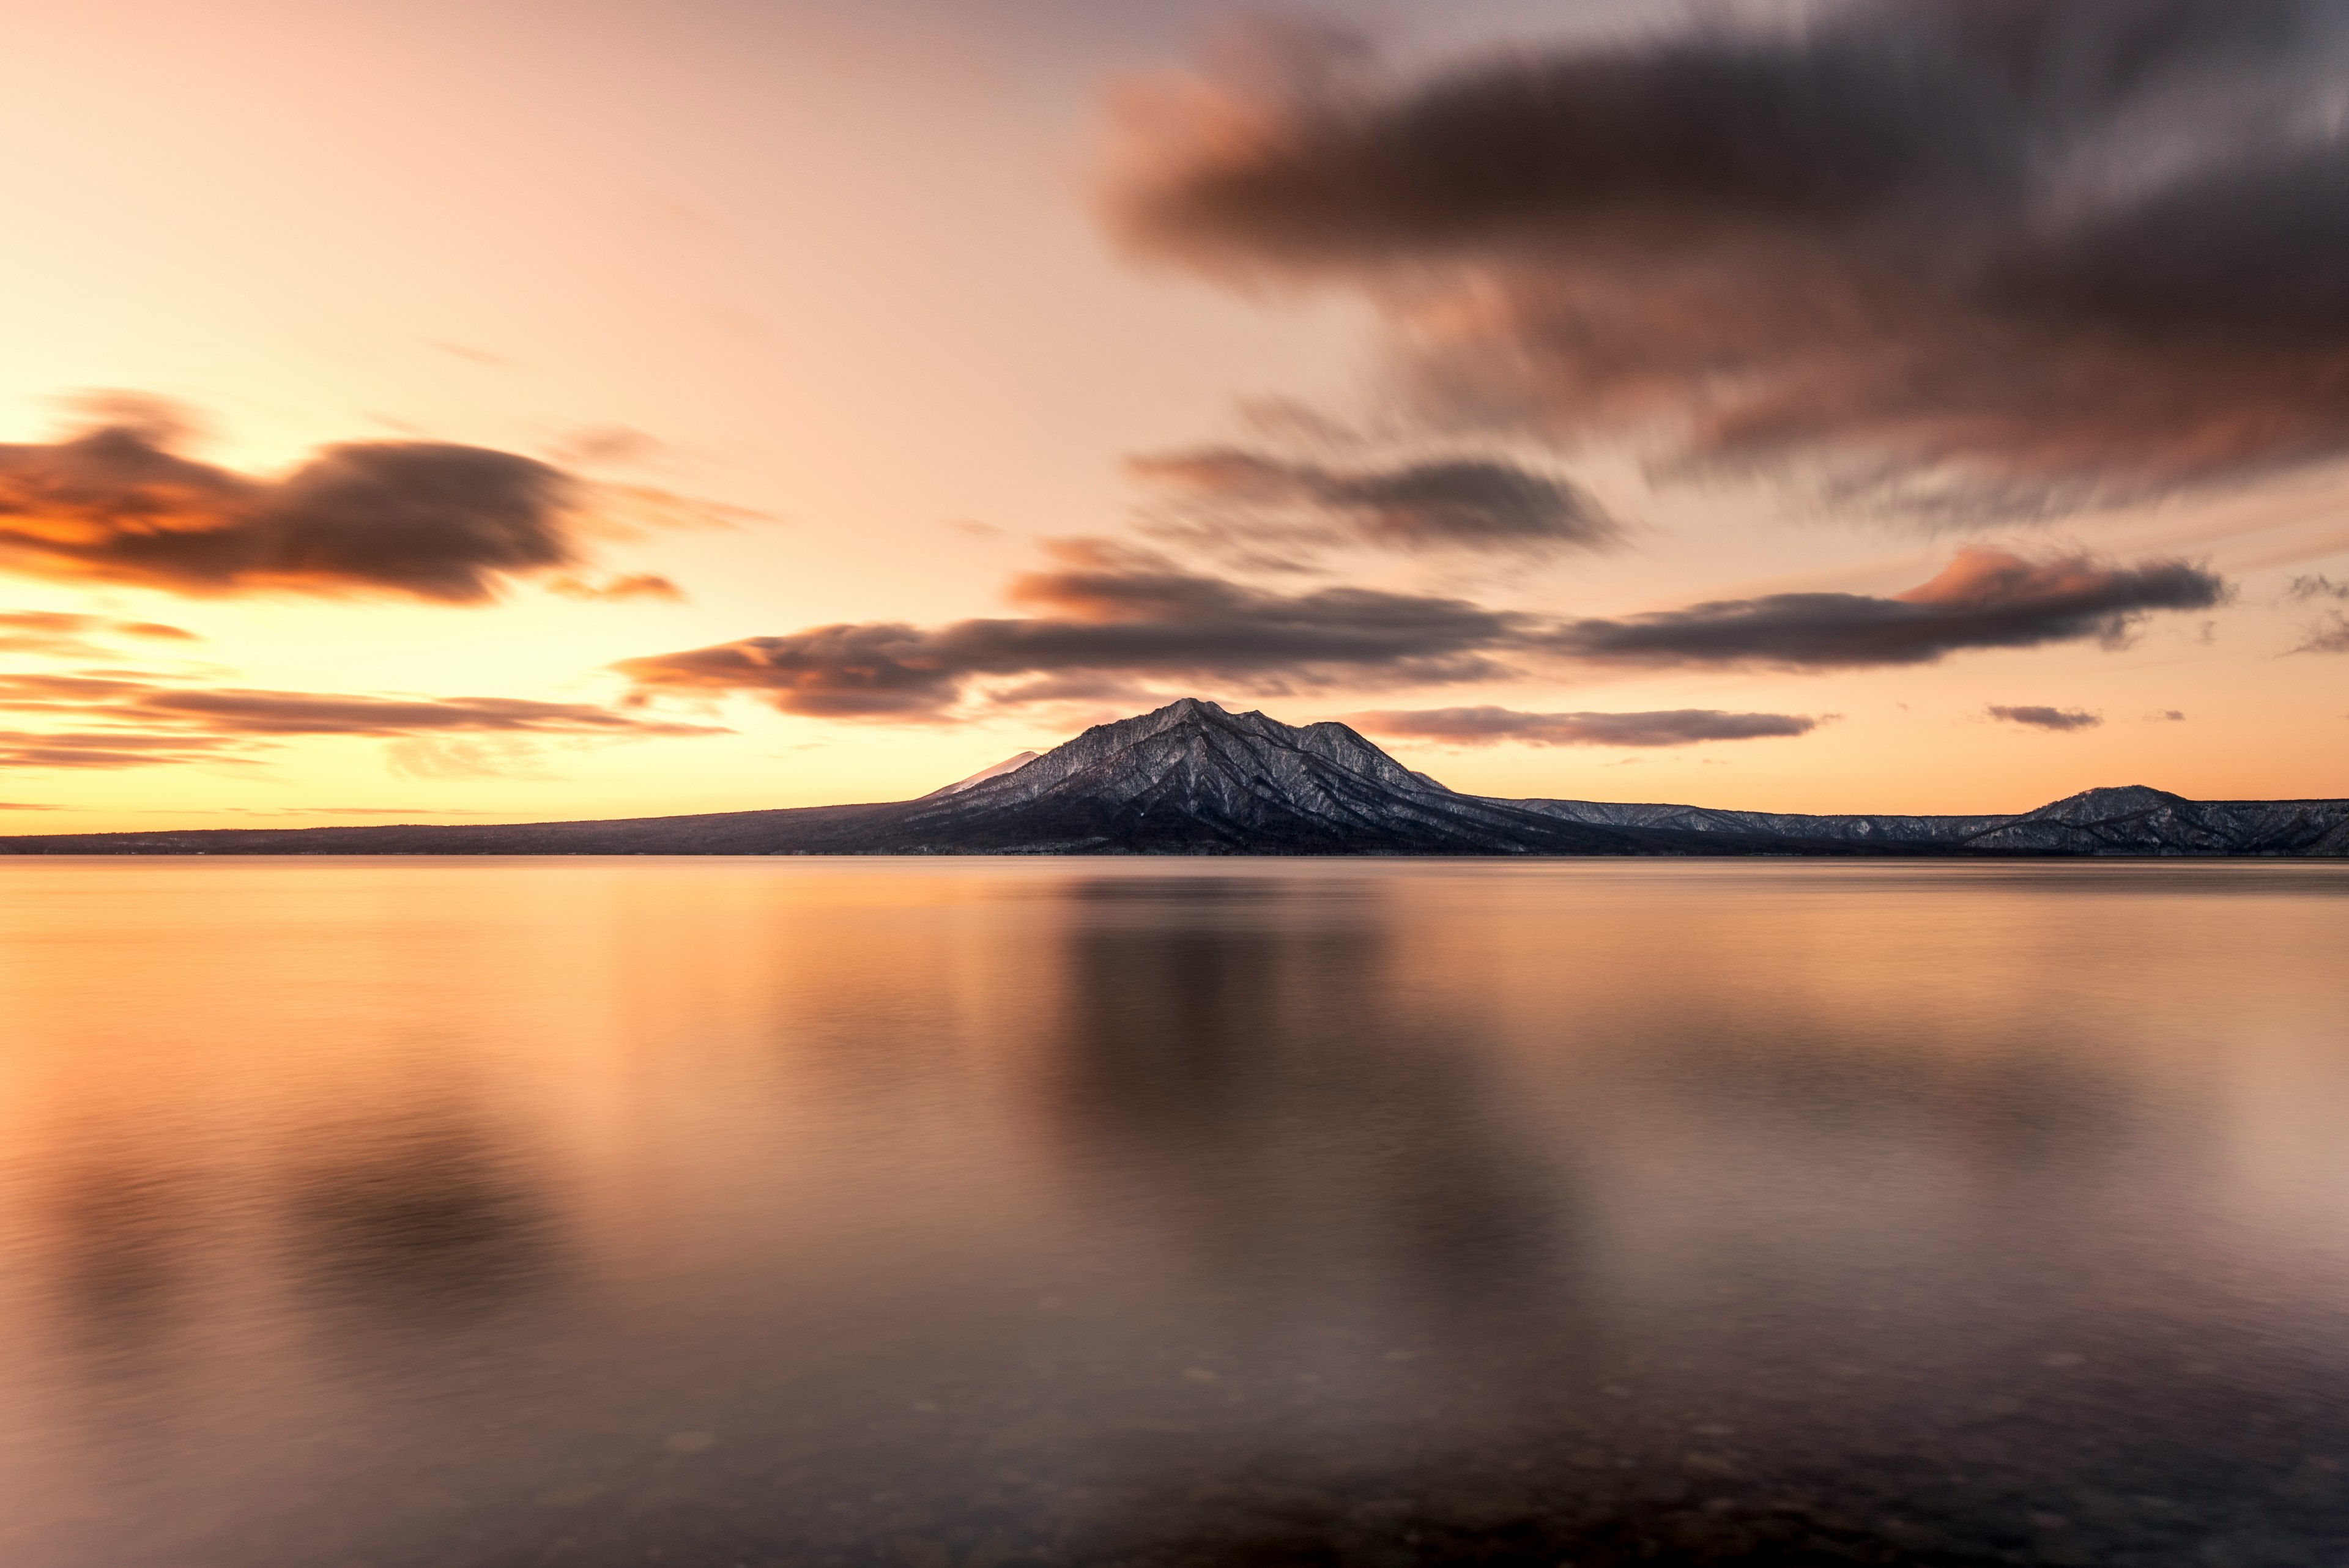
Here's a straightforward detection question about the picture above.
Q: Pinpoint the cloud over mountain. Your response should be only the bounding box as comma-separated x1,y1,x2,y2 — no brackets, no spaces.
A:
617,541,2221,720
615,540,1531,718
1105,1,2349,508
1351,706,1821,748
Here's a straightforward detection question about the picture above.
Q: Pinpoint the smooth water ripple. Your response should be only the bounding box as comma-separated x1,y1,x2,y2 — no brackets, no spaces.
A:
2,857,2346,1567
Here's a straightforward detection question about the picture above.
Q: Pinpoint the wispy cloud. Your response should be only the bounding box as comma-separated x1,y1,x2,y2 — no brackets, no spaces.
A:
1129,448,1619,557
546,572,686,603
1351,706,1823,747
2292,612,2349,654
0,730,249,769
0,610,200,658
208,806,501,818
1987,704,2102,732
546,425,668,468
0,672,722,770
2285,574,2349,602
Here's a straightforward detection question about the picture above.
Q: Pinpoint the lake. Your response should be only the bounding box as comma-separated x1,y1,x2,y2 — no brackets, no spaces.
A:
2,857,2347,1567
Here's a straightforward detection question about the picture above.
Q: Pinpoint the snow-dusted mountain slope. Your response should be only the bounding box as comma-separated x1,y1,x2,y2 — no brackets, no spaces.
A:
5,700,2343,857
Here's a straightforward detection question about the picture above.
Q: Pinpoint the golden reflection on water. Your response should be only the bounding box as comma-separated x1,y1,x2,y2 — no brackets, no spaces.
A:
2,857,2347,1567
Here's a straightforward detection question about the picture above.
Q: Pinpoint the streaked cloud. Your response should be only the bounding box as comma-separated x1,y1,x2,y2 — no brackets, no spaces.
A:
0,672,722,771
1129,448,1619,556
1104,2,2349,512
617,541,2220,720
211,806,499,818
1987,704,2102,732
0,610,200,657
546,572,686,603
615,538,1527,719
1542,550,2225,670
546,425,668,468
0,730,248,770
1351,706,1821,748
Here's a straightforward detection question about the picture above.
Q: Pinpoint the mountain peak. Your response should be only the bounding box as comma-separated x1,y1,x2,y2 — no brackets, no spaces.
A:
11,700,2347,859
883,695,1650,852
1127,695,1242,738
943,697,1429,813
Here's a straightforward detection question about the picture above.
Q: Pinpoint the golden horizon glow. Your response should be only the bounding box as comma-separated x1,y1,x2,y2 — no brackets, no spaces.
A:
2,0,2344,833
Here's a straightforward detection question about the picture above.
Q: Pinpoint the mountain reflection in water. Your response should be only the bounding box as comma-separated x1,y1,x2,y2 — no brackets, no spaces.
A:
1,858,2347,1567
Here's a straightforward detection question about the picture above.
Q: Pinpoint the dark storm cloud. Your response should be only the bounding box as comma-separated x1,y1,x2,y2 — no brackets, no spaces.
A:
1542,550,2225,669
0,418,584,601
1351,706,1820,747
617,541,2221,720
1129,448,1619,553
0,673,720,770
1987,704,2103,731
615,539,1529,719
1105,1,2349,505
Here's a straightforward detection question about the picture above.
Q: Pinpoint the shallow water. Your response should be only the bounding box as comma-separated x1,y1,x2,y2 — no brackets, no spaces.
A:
2,857,2347,1567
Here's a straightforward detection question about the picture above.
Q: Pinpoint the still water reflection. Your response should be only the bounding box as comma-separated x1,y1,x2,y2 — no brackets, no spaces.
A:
2,858,2347,1567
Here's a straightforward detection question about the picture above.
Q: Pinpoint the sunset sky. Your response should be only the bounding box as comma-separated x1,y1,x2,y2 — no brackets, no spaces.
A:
5,0,2347,831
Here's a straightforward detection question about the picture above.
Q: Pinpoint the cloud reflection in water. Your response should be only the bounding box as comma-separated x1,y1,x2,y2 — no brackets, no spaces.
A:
0,859,2345,1567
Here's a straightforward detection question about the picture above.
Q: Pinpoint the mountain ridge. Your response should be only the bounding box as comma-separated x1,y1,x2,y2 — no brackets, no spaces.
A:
4,700,2343,857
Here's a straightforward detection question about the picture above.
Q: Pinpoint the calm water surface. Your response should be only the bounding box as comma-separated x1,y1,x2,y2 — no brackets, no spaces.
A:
2,857,2347,1567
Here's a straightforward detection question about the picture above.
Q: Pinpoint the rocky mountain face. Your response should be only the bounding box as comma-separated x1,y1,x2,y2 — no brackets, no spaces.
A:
869,698,1649,854
5,699,2344,857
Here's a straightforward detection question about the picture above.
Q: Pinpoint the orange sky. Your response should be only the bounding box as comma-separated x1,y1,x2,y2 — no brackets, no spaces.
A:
1,0,2343,832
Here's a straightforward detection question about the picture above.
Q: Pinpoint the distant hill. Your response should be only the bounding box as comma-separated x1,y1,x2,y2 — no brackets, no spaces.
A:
5,698,2345,857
